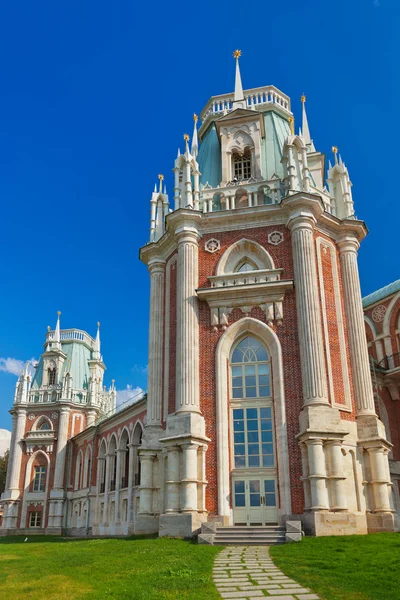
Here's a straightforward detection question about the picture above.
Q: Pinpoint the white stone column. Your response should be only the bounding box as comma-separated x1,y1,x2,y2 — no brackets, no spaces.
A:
6,409,26,494
165,446,180,512
103,453,111,523
53,407,70,490
338,236,376,416
114,449,124,524
181,443,198,512
326,440,347,511
127,443,135,524
138,452,155,515
146,260,165,429
176,229,200,413
300,442,311,510
86,410,97,428
288,215,329,406
368,447,392,513
306,439,329,510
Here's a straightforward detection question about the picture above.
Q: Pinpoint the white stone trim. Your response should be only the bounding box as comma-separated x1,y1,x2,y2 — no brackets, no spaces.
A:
316,237,352,412
21,449,50,528
382,290,400,337
216,238,275,275
215,317,291,522
163,256,177,421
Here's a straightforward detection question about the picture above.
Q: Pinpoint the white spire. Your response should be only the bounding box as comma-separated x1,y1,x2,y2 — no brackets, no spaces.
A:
233,50,244,101
191,114,199,159
301,95,311,144
52,311,61,350
93,321,101,360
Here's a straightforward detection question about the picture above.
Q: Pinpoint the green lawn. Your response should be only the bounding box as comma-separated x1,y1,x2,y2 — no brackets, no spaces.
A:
0,536,221,600
271,533,400,600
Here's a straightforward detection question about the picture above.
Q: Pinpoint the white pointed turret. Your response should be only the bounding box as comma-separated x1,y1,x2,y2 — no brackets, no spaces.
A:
182,133,194,208
327,146,354,219
53,311,61,351
93,321,101,360
233,49,244,103
191,114,199,159
149,174,170,242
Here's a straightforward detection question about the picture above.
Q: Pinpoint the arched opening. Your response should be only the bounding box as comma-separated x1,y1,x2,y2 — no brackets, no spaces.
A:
98,440,107,494
83,446,92,488
120,429,130,489
34,416,53,431
75,450,83,490
229,335,277,526
109,435,117,492
232,148,252,181
48,362,56,386
132,422,143,486
215,318,290,524
234,258,258,273
235,188,249,209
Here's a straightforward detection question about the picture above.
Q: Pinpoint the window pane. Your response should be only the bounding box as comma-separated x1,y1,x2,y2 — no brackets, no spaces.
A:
244,365,256,375
256,347,269,361
262,444,274,455
263,455,274,467
235,481,245,493
231,366,242,377
246,408,257,419
234,419,244,431
248,444,259,455
261,430,273,442
250,494,260,507
233,409,244,420
231,349,243,363
232,388,243,398
260,407,272,418
235,494,246,507
264,480,275,493
246,387,257,398
247,419,258,430
266,494,276,507
232,377,243,387
247,431,259,443
234,445,245,456
259,375,270,386
258,364,270,375
245,376,256,387
235,456,246,468
249,455,260,467
234,432,245,443
261,419,272,431
259,387,270,397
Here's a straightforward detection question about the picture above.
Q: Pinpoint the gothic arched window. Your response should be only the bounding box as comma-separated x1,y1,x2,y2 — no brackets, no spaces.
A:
39,421,51,431
233,149,251,181
48,366,56,386
235,259,258,273
231,336,270,399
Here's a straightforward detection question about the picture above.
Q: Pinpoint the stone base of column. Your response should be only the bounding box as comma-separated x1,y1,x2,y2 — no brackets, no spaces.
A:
159,511,206,538
302,511,368,536
299,404,348,436
142,425,163,448
134,514,159,535
366,512,395,533
357,414,388,442
163,411,206,439
45,527,63,535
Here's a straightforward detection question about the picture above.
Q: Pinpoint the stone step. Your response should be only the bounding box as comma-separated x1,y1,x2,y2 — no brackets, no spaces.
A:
213,538,286,545
216,526,285,533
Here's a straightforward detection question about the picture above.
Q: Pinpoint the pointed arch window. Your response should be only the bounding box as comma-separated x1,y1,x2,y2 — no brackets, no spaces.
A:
48,366,56,386
235,259,258,273
233,149,251,181
231,336,271,399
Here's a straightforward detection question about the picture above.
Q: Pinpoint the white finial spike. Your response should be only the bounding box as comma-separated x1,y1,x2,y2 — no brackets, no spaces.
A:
93,322,101,360
301,95,311,145
24,361,30,378
191,114,199,159
177,148,180,158
54,312,61,342
154,183,157,193
233,50,244,101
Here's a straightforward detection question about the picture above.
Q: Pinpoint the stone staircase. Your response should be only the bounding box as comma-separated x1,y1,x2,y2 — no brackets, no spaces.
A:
198,520,302,545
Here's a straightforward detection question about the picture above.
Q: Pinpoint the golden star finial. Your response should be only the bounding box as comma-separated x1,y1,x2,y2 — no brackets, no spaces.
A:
301,94,306,103
57,311,61,316
184,133,190,142
47,325,51,332
97,321,100,328
332,146,338,154
193,113,198,123
233,49,242,59
158,174,164,181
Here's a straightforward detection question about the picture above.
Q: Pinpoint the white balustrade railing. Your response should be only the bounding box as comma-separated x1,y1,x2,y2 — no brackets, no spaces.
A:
208,269,283,289
46,328,95,347
27,387,88,404
200,85,291,126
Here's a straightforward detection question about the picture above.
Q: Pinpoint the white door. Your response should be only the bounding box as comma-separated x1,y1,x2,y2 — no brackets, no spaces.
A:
233,477,278,525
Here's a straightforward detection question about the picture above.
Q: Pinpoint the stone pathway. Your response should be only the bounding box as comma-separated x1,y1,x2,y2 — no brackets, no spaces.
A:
213,546,320,600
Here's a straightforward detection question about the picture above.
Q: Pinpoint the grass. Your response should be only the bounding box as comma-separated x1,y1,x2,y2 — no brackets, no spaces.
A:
0,535,221,600
270,533,400,600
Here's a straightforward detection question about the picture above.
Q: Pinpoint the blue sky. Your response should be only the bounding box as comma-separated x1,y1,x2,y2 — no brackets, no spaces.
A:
0,0,398,431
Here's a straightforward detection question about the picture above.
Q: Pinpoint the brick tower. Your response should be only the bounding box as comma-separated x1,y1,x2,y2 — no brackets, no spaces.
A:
138,51,396,538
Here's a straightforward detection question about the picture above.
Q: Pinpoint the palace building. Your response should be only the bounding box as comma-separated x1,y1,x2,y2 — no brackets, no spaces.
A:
1,53,399,540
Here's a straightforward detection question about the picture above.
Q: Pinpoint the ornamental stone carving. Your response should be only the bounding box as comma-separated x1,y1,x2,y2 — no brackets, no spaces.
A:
28,414,35,421
268,231,284,246
372,304,386,323
51,412,59,420
205,238,221,253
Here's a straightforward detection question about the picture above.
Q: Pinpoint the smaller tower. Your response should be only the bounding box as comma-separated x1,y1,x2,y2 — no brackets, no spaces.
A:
327,146,355,219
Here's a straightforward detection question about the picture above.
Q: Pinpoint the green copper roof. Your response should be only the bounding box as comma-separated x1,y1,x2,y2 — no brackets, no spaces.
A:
198,123,222,188
31,340,92,390
261,111,291,180
362,279,400,308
